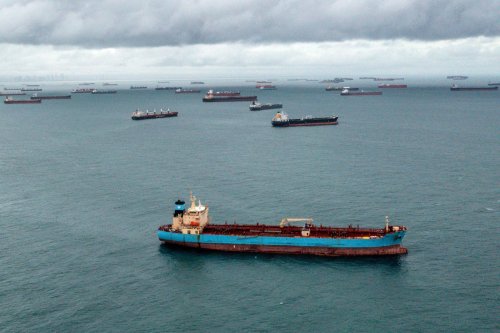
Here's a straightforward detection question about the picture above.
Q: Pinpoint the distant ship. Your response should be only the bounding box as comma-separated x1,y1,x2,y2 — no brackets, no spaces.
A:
157,193,407,257
102,83,118,86
71,88,94,93
249,102,283,111
190,81,205,84
202,90,257,102
378,84,407,88
175,88,201,94
325,86,359,91
4,87,22,91
373,78,404,81
30,94,71,100
450,84,498,91
155,86,182,90
21,88,42,92
4,96,41,104
0,92,26,96
341,88,382,96
487,82,500,86
91,89,117,94
131,109,178,120
130,86,147,89
257,84,277,90
271,112,338,127
79,82,95,85
447,76,468,80
210,91,241,96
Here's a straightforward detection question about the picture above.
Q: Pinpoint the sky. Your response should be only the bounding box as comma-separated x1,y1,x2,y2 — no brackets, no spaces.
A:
0,0,499,80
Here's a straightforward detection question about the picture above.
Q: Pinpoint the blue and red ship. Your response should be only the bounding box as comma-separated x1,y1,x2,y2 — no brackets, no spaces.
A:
157,194,408,257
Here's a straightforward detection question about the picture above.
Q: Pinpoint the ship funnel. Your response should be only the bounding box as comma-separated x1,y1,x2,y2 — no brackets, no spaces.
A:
174,199,186,217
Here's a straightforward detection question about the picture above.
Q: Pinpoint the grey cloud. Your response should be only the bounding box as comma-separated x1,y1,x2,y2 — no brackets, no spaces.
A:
0,0,499,47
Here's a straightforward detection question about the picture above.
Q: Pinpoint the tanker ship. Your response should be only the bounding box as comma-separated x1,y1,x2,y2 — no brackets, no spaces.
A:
157,193,408,257
271,112,338,127
202,90,257,102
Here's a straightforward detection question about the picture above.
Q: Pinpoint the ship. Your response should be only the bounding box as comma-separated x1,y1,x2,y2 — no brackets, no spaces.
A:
210,90,241,96
30,94,71,100
373,78,404,81
157,193,408,257
71,88,94,93
202,90,257,102
341,88,382,96
378,84,407,88
446,75,468,80
271,112,338,127
155,86,182,90
488,82,500,86
4,96,41,104
131,109,178,120
256,84,277,90
450,84,498,91
4,87,22,91
190,81,205,84
102,83,118,86
21,88,42,92
325,86,359,91
91,89,117,94
0,92,26,96
249,101,283,111
175,88,201,94
130,86,147,89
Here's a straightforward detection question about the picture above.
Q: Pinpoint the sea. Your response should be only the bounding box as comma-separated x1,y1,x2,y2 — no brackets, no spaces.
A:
0,78,498,332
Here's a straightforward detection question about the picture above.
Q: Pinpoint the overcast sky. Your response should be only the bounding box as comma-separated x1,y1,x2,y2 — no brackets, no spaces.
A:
1,0,499,79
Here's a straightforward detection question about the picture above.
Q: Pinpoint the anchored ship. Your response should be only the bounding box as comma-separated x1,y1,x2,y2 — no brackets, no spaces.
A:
175,88,201,94
4,96,41,104
21,88,42,92
202,90,257,102
157,194,408,257
30,94,71,100
249,102,283,111
326,86,359,91
91,89,117,94
378,84,407,88
450,84,498,91
210,91,241,96
271,112,338,127
71,88,94,93
341,88,382,96
131,109,178,120
257,84,277,90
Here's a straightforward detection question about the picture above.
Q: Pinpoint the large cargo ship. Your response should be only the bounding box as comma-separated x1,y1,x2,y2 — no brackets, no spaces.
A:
91,89,117,94
71,88,94,93
157,194,408,257
249,102,282,111
341,88,382,96
210,90,241,96
325,86,359,91
202,90,257,102
257,84,277,90
4,97,41,104
450,84,498,91
0,92,26,96
271,112,338,127
131,109,178,120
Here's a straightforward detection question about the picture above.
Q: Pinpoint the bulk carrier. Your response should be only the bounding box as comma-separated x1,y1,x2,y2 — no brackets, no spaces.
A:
157,194,408,257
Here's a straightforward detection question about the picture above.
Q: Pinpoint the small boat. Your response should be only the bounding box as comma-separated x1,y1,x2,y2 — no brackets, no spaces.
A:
271,112,338,127
71,88,94,93
30,94,71,100
131,109,178,120
175,88,201,94
91,89,117,94
341,88,382,96
158,193,408,257
249,102,283,111
202,90,257,102
4,96,41,104
450,84,498,91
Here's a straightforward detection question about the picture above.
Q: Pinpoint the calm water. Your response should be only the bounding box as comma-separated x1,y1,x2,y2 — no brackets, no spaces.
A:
0,80,498,332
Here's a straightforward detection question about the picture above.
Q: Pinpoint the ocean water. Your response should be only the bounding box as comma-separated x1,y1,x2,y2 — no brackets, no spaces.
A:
0,80,498,332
